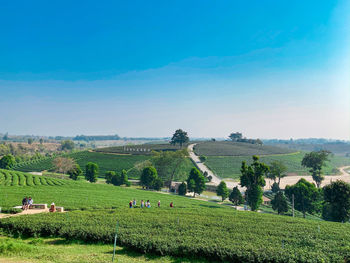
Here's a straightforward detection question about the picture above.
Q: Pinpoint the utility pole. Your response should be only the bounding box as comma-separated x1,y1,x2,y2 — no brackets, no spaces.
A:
292,194,295,217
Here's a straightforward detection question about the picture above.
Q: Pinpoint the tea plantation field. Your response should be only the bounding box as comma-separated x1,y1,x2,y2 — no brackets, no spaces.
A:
2,207,350,262
194,141,295,156
205,152,350,180
1,169,350,262
12,151,194,181
96,143,187,155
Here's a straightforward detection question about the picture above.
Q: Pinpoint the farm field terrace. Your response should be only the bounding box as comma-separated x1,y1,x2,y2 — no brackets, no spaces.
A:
205,152,350,180
12,151,194,181
0,169,219,211
2,207,350,262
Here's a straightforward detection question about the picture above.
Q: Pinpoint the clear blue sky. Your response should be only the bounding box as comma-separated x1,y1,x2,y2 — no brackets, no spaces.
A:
0,1,349,139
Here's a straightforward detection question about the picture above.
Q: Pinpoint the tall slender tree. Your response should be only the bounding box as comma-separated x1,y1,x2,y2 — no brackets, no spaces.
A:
302,150,330,188
240,156,269,211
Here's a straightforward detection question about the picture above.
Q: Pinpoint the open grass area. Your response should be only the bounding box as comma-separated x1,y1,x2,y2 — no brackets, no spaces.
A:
205,152,350,180
194,141,295,156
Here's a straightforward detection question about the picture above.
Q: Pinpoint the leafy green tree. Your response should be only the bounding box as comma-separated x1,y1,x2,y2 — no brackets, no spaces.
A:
121,169,129,185
302,150,330,188
27,138,34,145
170,129,189,148
61,140,75,151
152,149,188,189
3,133,8,141
229,132,242,141
105,171,116,184
39,138,44,144
85,162,98,183
240,156,269,211
229,186,243,206
187,168,206,197
271,192,288,215
178,182,187,195
111,172,122,186
0,154,16,169
152,177,163,191
271,182,280,193
187,179,195,194
216,181,229,201
322,180,350,222
199,155,207,162
268,161,287,186
68,164,82,180
140,166,158,189
285,178,320,218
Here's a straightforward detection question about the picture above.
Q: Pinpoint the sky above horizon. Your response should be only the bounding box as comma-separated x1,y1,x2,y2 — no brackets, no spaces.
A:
1,1,349,139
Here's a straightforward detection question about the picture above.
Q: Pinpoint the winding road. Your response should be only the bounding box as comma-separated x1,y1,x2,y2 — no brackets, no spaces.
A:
188,143,350,190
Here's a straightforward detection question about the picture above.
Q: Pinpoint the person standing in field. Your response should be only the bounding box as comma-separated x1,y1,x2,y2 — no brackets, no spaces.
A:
129,200,133,208
28,197,33,208
158,200,161,208
22,196,27,210
140,200,144,208
170,202,174,208
146,200,151,208
133,199,136,207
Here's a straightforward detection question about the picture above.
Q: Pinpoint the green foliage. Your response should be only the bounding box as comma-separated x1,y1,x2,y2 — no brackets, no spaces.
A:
61,140,75,151
216,181,229,201
187,168,205,197
178,182,187,195
240,156,268,211
1,208,350,262
67,164,82,180
271,192,288,215
268,160,287,185
0,154,16,169
105,171,115,184
27,138,34,145
170,129,189,148
322,180,350,222
140,166,158,189
199,155,207,162
151,149,189,186
229,186,243,206
285,178,320,218
271,182,280,193
204,152,350,180
302,150,331,188
85,162,98,183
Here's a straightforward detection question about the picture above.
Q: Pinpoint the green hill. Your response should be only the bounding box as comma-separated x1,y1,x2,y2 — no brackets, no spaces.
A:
1,171,350,262
95,143,187,155
12,151,194,182
194,141,296,156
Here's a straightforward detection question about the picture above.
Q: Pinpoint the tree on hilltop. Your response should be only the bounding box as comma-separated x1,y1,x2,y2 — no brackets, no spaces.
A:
302,150,330,188
267,161,287,186
229,132,242,141
170,129,189,148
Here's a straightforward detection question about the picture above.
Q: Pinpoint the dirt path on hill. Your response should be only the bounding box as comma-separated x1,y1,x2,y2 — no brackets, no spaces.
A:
0,209,49,219
188,143,350,190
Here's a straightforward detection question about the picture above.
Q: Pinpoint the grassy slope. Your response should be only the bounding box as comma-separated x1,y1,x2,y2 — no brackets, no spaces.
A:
0,169,218,210
12,151,194,181
1,170,350,262
194,141,295,156
95,143,188,155
205,152,350,180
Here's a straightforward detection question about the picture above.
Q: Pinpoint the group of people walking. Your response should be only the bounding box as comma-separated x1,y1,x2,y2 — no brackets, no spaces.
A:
21,196,33,210
128,199,174,208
